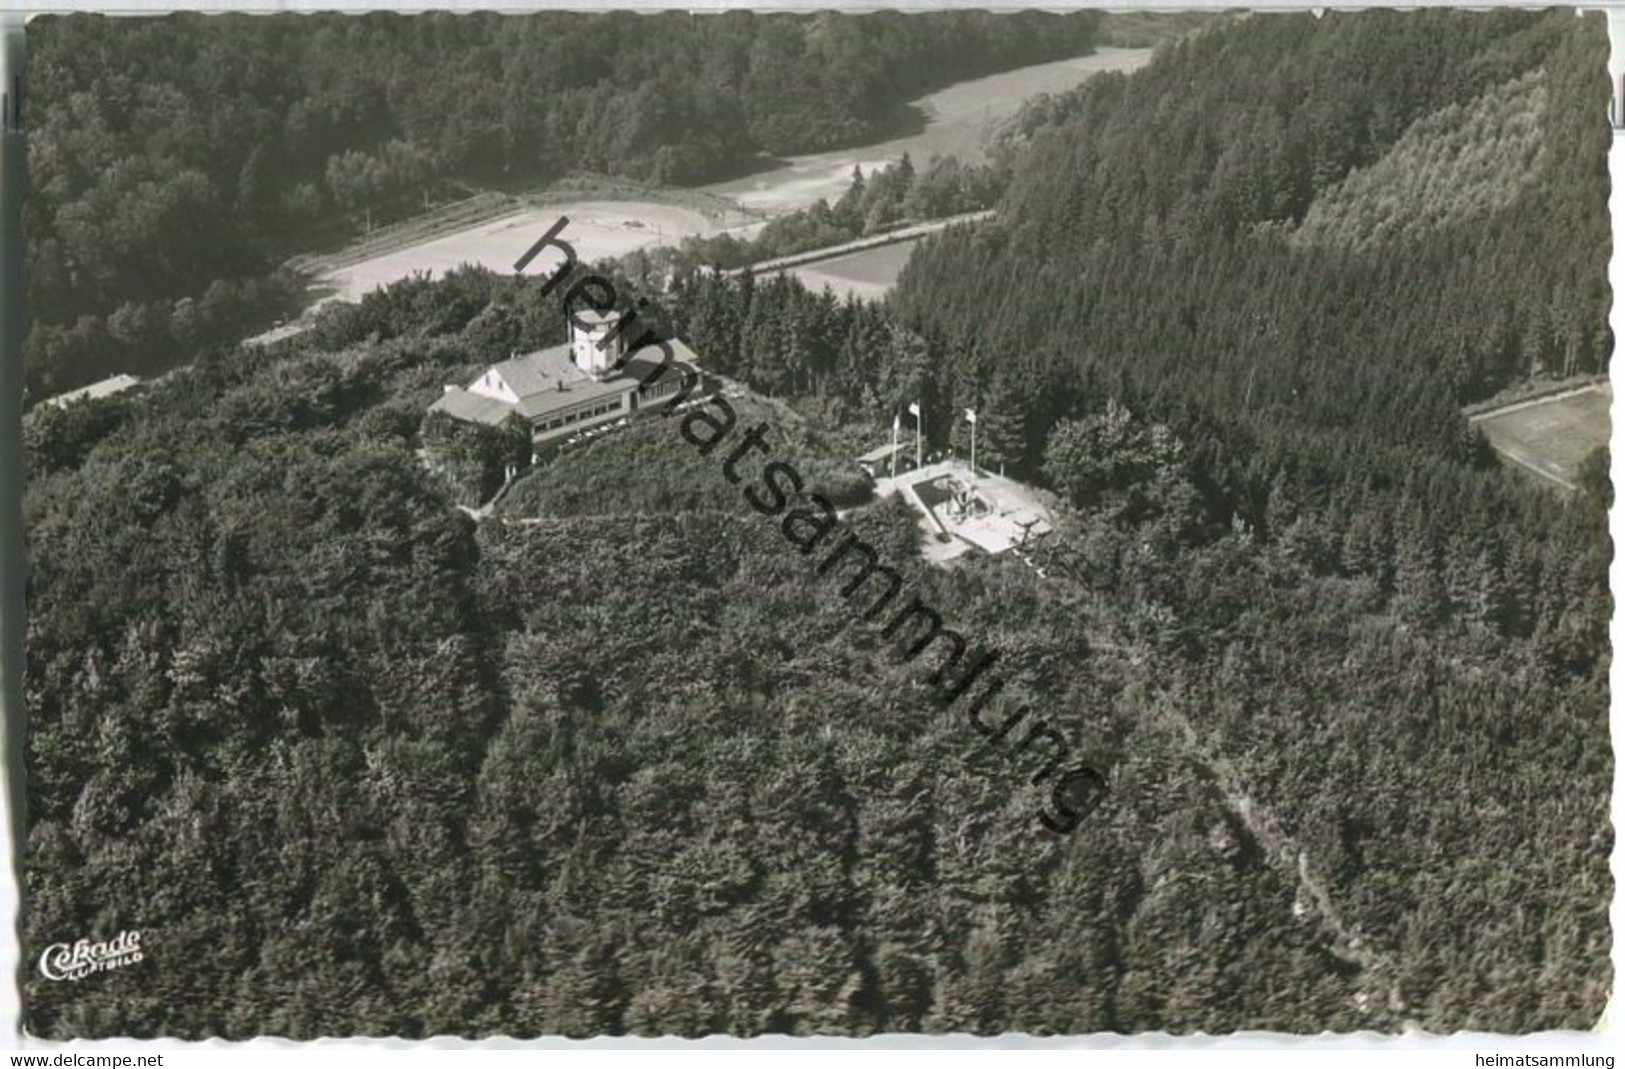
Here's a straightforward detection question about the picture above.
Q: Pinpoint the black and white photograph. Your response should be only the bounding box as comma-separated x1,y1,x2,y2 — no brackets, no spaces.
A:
0,3,1615,1047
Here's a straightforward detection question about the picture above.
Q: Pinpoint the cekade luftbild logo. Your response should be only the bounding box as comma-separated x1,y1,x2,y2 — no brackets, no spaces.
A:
38,930,143,982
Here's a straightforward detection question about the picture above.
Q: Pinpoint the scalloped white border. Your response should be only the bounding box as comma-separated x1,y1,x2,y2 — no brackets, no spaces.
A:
0,2,1618,1054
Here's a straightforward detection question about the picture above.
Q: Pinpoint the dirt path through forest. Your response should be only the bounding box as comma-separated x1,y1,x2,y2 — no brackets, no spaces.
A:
1164,712,1404,1016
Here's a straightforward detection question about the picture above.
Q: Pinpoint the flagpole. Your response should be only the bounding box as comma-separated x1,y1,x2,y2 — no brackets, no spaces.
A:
971,415,977,476
915,404,922,471
890,412,899,480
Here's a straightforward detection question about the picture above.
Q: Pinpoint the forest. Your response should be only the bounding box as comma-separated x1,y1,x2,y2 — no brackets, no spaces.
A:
23,9,1612,1038
22,10,1102,397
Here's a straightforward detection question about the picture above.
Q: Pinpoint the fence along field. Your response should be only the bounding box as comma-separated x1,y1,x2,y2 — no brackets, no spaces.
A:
1468,379,1611,491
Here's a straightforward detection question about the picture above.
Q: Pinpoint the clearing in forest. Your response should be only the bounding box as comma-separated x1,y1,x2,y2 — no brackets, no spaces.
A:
785,240,924,301
318,201,737,302
1468,380,1611,490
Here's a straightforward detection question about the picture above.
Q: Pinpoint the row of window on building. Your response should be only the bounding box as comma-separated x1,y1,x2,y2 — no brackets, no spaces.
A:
640,378,680,401
535,398,626,433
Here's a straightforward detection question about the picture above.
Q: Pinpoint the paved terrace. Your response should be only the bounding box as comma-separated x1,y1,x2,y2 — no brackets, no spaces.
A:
872,458,1055,566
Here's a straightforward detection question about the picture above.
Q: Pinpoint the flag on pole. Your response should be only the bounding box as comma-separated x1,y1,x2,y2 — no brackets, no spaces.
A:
907,402,923,469
964,408,977,424
893,412,901,434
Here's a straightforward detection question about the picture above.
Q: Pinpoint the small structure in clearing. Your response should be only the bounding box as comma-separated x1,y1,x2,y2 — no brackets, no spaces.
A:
855,441,916,480
868,457,1054,566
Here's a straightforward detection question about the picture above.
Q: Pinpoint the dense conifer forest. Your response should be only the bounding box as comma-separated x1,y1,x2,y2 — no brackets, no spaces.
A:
22,10,1101,397
23,9,1611,1038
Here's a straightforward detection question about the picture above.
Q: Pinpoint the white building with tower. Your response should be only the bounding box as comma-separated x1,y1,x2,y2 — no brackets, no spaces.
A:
429,308,699,444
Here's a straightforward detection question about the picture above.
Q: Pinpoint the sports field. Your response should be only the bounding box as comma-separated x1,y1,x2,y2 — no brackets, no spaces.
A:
320,201,732,302
1469,381,1611,490
785,239,923,300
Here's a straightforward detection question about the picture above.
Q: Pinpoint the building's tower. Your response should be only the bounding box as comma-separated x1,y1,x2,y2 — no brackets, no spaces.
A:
570,309,625,378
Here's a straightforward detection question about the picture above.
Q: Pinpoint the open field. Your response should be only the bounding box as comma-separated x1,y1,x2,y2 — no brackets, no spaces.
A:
1469,380,1611,490
304,50,1147,305
741,210,994,300
319,201,735,301
285,192,520,277
701,47,1154,214
785,239,923,300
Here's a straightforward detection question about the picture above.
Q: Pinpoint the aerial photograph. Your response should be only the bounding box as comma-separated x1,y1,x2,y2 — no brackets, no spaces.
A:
12,7,1612,1040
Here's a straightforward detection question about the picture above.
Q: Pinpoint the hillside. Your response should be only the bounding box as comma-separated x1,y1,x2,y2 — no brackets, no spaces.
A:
22,275,1355,1036
1289,68,1550,252
20,10,1612,1038
883,5,1613,1028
